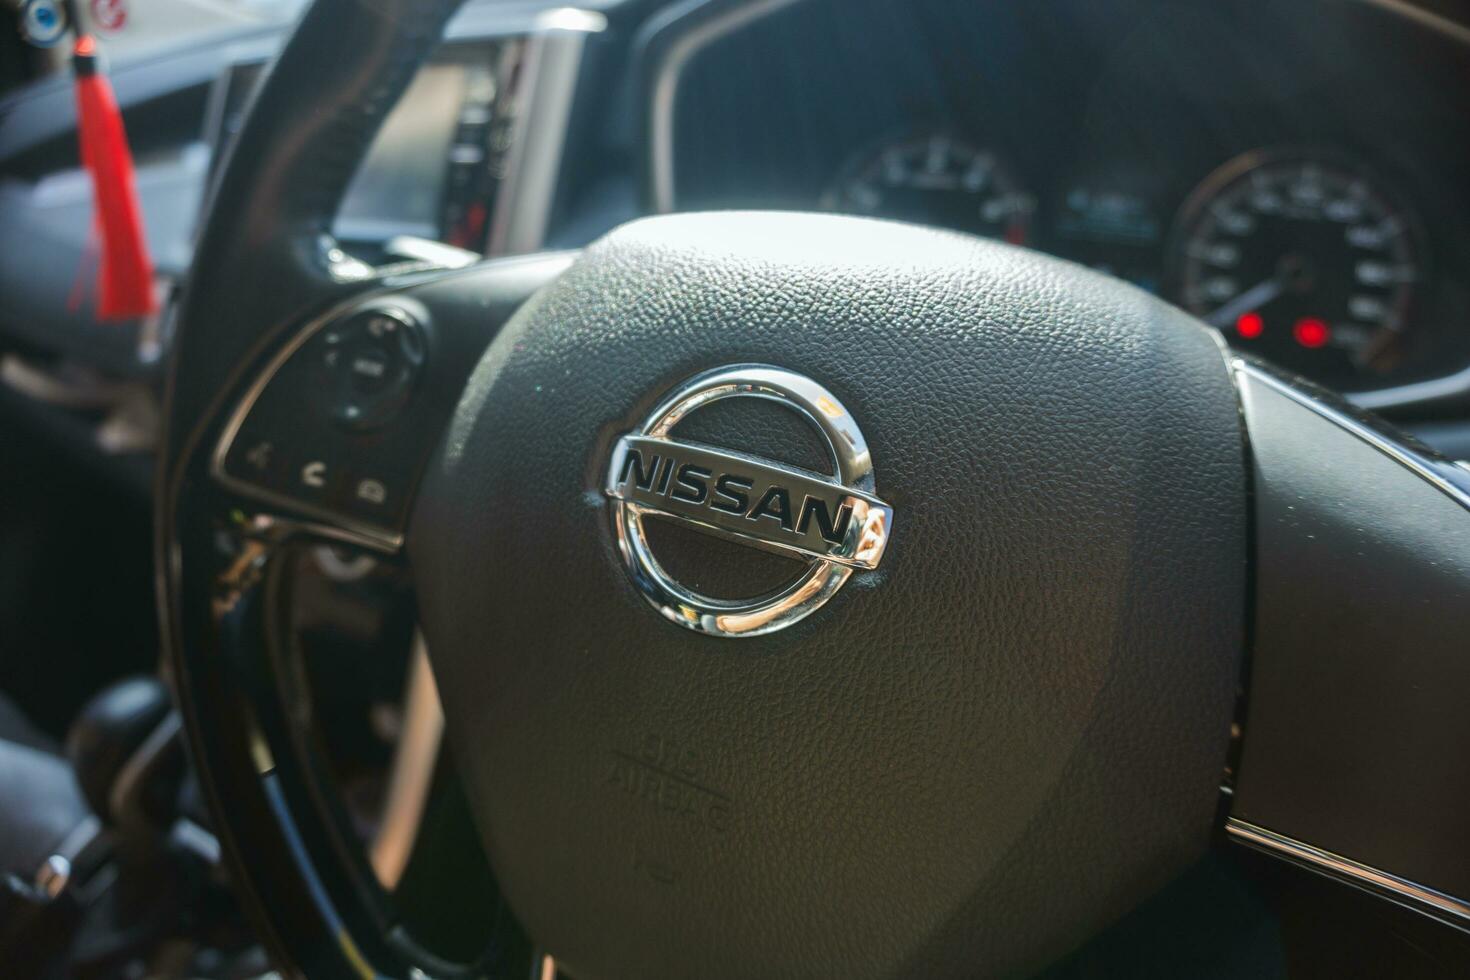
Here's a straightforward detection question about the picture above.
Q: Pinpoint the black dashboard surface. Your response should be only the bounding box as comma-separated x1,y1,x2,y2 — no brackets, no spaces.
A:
653,0,1470,398
2,0,1470,415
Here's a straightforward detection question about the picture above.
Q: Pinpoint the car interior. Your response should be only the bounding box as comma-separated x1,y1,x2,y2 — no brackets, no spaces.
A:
1,0,1469,977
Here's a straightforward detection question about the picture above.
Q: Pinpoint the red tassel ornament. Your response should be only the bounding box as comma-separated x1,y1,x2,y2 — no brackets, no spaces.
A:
72,34,156,321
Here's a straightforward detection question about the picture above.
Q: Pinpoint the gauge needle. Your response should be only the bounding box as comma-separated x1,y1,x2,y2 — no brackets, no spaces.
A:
1207,277,1284,329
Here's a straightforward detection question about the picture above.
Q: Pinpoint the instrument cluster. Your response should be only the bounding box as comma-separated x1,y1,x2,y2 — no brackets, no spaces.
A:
655,0,1470,399
823,137,1425,388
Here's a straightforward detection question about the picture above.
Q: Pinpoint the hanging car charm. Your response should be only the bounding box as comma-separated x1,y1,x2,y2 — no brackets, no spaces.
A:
17,0,157,321
18,0,69,47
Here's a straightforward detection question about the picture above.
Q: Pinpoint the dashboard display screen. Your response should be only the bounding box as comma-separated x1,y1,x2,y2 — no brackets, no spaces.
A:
334,64,471,242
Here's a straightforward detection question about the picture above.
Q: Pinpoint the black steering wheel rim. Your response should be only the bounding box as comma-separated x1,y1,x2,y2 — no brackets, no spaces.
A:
159,2,1470,977
156,1,529,975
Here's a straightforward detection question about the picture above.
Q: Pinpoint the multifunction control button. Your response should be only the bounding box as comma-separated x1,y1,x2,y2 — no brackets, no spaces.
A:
217,301,436,538
317,307,427,431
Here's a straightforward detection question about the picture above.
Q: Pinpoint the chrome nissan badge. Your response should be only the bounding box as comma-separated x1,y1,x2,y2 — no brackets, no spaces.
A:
605,365,892,637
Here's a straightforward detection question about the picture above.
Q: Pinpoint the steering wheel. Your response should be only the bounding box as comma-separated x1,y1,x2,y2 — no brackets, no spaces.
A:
158,1,1470,977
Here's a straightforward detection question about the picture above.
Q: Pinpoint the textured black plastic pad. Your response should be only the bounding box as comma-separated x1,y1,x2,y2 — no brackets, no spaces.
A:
1232,367,1470,903
410,212,1246,979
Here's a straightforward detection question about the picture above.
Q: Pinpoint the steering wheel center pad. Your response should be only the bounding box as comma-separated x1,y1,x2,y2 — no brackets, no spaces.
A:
409,211,1246,978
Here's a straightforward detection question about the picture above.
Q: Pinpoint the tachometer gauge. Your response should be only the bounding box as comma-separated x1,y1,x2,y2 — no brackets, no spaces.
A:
823,134,1034,244
1171,149,1425,385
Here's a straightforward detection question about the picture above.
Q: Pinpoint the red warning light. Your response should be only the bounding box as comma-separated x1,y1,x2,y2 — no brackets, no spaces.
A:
1293,317,1331,349
1235,311,1265,339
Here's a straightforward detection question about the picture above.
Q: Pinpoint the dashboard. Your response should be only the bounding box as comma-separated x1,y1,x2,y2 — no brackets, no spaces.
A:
2,0,1470,488
0,2,590,381
208,43,516,250
647,0,1470,402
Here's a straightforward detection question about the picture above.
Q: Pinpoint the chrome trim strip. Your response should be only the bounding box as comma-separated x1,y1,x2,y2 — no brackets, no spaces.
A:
1356,0,1470,48
170,818,222,865
1226,818,1470,927
109,711,184,825
489,13,605,255
384,235,479,269
32,815,103,899
1349,366,1470,412
648,0,803,213
370,633,445,891
1234,359,1470,514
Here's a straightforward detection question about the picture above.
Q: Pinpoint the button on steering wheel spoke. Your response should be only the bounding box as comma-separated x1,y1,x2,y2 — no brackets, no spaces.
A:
209,254,576,553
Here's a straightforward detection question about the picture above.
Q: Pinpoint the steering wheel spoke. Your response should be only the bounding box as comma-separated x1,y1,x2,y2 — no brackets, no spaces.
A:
1228,358,1470,928
196,515,533,980
163,250,573,979
207,254,575,555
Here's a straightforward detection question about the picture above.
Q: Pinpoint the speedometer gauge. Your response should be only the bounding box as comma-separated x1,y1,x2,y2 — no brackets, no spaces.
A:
1171,149,1425,385
823,134,1034,244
